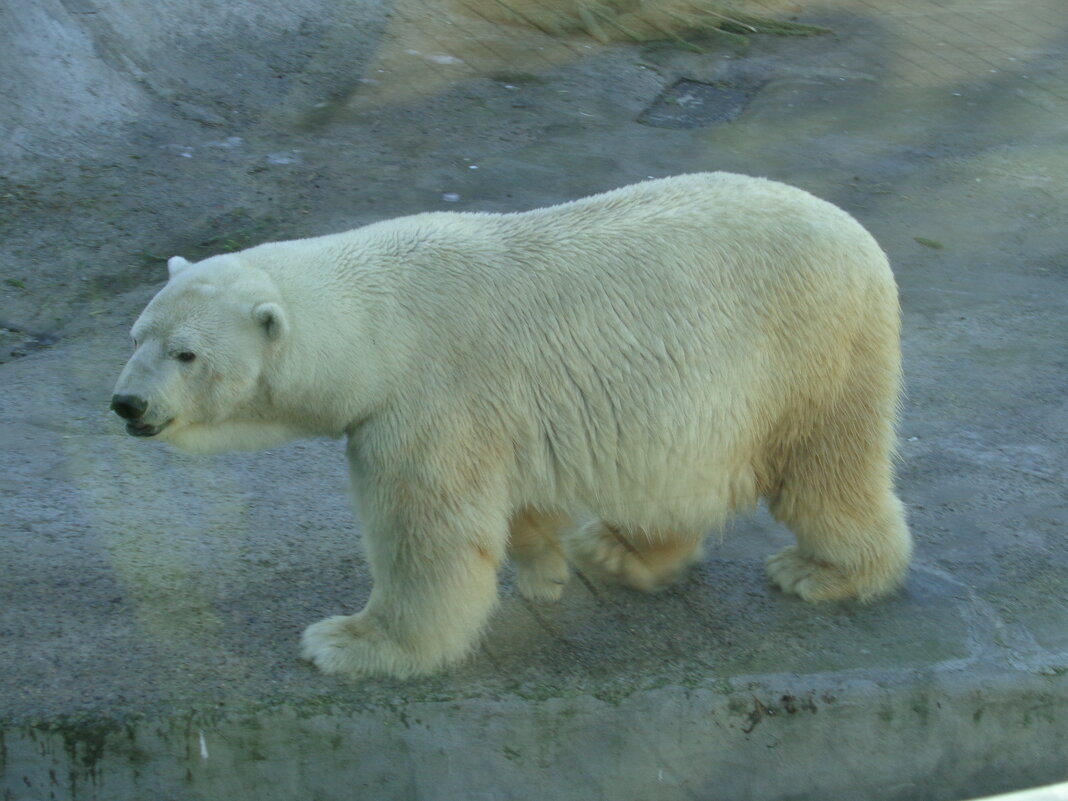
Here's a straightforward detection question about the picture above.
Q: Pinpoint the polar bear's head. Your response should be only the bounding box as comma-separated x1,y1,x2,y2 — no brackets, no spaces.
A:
111,254,292,453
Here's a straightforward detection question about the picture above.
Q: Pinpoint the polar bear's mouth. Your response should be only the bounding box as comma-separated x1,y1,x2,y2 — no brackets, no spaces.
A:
125,419,171,437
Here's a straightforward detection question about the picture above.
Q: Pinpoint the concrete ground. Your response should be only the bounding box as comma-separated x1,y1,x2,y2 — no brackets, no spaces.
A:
2,1,1067,799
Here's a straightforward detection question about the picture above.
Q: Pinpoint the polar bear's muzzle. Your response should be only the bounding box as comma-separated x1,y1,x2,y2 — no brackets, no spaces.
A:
110,393,172,437
124,419,170,437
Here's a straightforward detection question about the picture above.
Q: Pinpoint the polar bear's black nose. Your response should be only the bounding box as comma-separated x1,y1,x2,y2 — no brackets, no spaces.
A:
111,394,148,420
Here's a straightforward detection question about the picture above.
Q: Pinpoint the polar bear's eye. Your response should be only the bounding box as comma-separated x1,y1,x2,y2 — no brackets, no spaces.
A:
176,351,197,363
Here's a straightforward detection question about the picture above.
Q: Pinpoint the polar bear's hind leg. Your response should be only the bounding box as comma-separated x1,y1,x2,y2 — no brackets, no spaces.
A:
766,344,911,602
565,522,706,592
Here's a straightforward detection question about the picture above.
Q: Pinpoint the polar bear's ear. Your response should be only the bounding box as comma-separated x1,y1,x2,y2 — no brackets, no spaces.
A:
252,301,288,341
167,256,192,278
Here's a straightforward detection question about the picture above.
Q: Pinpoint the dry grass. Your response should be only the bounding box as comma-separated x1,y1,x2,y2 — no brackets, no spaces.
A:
456,0,830,47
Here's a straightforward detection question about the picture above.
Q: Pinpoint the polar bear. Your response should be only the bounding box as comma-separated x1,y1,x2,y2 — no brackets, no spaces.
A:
111,173,911,678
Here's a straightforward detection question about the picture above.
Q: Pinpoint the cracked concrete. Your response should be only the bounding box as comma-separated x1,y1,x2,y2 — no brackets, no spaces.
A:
1,1,1067,799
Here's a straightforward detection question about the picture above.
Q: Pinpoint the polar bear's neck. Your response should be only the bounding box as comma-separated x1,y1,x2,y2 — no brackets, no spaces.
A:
238,231,412,438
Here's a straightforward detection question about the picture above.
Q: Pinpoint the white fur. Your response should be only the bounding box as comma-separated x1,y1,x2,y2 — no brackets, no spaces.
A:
167,255,192,277
113,173,912,678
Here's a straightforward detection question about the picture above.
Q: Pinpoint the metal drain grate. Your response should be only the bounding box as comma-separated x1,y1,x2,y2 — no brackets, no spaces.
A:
638,79,757,128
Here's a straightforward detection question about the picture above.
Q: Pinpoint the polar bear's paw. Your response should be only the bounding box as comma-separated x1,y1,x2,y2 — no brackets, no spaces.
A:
301,614,428,678
766,546,869,602
515,549,570,602
565,521,702,592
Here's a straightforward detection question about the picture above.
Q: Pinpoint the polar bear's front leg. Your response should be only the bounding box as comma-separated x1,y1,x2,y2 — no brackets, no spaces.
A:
509,507,572,601
301,469,509,678
301,611,432,677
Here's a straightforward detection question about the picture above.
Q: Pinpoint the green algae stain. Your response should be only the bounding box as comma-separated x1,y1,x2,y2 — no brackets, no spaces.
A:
48,718,121,773
27,716,150,799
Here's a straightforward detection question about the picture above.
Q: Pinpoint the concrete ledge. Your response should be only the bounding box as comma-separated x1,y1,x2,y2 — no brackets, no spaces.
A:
6,669,1068,801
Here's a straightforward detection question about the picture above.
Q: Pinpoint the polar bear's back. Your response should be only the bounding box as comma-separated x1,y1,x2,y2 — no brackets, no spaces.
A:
379,172,896,356
507,172,891,287
474,173,898,402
